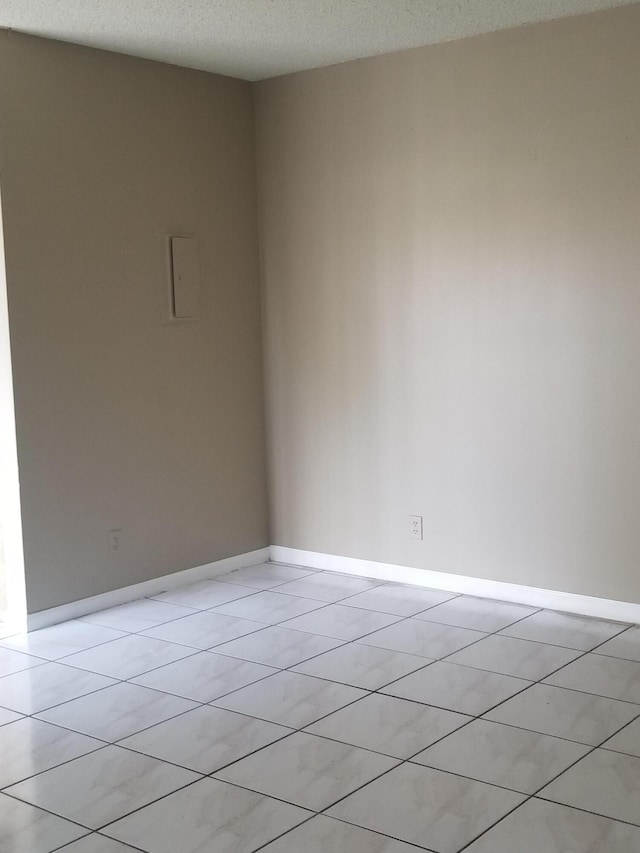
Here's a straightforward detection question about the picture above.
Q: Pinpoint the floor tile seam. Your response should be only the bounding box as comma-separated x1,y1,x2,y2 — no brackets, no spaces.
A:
532,792,640,828
0,741,114,794
454,704,640,850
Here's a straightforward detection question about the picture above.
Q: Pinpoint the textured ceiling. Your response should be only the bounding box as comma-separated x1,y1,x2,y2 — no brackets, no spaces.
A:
0,0,637,80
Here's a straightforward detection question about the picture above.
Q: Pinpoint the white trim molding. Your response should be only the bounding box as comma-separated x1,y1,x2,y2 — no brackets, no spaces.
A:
26,547,270,632
270,546,640,624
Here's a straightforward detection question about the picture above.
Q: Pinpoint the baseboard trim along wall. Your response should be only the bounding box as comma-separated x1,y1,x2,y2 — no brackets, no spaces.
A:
270,545,640,624
26,547,270,632
24,543,640,633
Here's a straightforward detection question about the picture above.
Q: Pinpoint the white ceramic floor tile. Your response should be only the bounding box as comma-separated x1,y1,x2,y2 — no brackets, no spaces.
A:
141,610,262,650
0,793,87,853
0,717,103,788
342,583,457,617
6,745,199,829
79,599,196,633
1,621,126,661
36,682,197,742
381,660,531,715
597,626,640,663
61,634,196,680
485,682,640,745
0,707,23,726
215,731,397,810
214,625,343,668
275,573,381,602
464,797,640,853
417,596,537,632
0,646,45,677
0,662,116,714
282,603,400,640
212,670,367,728
260,815,421,852
545,653,640,704
104,777,309,853
306,692,471,758
413,718,589,794
359,618,485,660
540,748,640,825
213,590,325,625
216,562,316,589
131,650,275,702
120,705,292,773
604,716,640,758
150,579,254,609
292,642,429,690
499,610,627,651
59,835,140,852
448,634,581,680
328,762,525,853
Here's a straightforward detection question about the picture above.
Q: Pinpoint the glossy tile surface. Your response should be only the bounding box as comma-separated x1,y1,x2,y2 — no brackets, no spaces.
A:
485,682,640,745
130,650,275,702
61,634,195,679
447,634,581,680
36,682,197,741
60,836,140,852
381,660,531,715
214,625,343,668
212,670,366,728
6,745,199,828
465,797,640,853
499,610,627,651
597,625,640,662
328,762,525,853
216,562,316,589
0,645,44,677
604,716,640,758
141,610,262,650
0,717,102,788
120,704,292,772
282,602,399,639
343,583,456,616
0,793,87,853
275,572,381,602
2,562,638,853
293,642,428,689
545,653,640,703
0,662,115,714
1,620,126,660
150,578,253,609
79,599,195,633
104,777,309,853
260,816,421,852
418,595,536,632
213,590,325,624
540,748,640,825
413,718,589,793
306,692,471,758
215,731,397,810
359,618,485,659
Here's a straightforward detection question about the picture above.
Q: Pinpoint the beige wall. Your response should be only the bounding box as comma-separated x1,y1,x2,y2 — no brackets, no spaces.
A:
256,6,640,603
0,32,268,613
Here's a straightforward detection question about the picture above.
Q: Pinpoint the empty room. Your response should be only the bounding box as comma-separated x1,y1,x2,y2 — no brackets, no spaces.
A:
1,1,640,851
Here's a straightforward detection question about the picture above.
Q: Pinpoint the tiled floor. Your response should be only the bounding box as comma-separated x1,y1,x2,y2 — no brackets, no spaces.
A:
1,563,640,852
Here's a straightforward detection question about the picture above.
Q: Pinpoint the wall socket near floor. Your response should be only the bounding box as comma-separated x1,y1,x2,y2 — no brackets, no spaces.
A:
108,529,124,555
409,515,423,540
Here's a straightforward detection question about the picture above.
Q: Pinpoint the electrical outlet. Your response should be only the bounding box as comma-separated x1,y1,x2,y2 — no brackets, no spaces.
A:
409,515,423,540
108,529,124,554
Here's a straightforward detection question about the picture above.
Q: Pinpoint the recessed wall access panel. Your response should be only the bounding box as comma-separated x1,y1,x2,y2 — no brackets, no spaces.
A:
170,236,199,319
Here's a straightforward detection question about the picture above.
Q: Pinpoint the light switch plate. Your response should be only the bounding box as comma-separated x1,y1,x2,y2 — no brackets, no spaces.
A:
170,236,199,319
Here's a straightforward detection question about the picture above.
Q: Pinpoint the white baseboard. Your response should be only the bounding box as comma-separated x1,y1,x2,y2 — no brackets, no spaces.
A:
26,547,270,632
270,546,640,624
